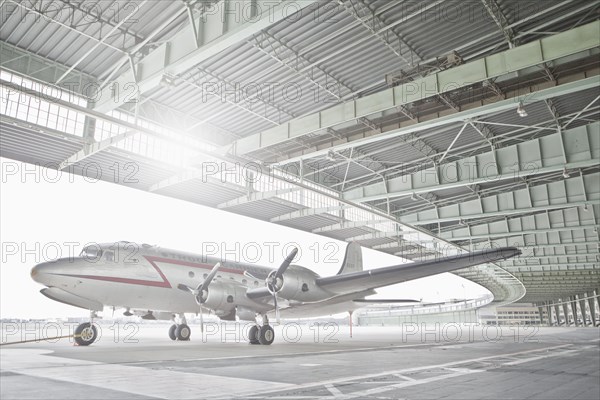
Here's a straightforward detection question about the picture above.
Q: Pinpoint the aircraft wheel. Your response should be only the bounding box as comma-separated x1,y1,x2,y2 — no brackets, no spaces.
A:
74,322,98,346
258,325,274,345
176,323,191,341
168,324,177,341
248,325,260,345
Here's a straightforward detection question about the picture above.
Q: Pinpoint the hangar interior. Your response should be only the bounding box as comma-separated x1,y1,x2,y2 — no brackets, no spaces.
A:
1,0,599,321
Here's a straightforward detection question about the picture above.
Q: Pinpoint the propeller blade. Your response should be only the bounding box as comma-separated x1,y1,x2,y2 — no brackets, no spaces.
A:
275,248,297,280
200,262,222,292
273,293,280,324
200,306,204,334
177,283,195,293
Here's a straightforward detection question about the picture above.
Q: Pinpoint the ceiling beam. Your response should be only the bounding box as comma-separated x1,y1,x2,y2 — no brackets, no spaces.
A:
312,219,391,233
276,72,599,167
270,205,348,223
217,188,300,209
93,0,315,113
348,122,600,203
223,21,600,158
446,224,599,242
344,230,416,243
58,130,138,170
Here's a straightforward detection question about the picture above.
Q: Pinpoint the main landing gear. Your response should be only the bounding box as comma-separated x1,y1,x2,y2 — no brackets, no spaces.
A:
74,311,99,346
248,314,275,345
169,314,191,341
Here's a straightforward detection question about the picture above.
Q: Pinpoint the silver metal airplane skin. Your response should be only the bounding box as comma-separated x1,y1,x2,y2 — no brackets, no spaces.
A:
31,241,520,346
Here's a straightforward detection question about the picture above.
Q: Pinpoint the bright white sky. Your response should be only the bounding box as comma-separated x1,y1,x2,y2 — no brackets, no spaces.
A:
0,158,488,319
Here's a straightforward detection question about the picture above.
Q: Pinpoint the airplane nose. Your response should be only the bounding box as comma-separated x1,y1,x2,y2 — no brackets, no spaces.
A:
31,262,53,284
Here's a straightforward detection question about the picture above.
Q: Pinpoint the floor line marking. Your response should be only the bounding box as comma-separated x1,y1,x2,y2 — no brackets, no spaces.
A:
394,374,416,381
503,349,579,366
324,384,343,398
238,343,573,398
121,342,450,365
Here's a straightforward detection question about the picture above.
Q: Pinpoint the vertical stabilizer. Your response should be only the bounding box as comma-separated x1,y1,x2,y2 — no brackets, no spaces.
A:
337,242,363,275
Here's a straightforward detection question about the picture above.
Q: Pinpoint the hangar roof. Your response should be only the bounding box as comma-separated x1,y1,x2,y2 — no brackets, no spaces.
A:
2,0,599,305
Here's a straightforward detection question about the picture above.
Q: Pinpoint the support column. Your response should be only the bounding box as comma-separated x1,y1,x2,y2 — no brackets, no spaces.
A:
562,301,570,326
554,304,561,326
588,292,597,326
546,304,553,326
578,295,589,326
82,102,96,143
570,297,579,326
537,305,545,325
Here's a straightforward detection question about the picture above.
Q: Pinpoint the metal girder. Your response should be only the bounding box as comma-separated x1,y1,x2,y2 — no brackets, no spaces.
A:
312,219,391,233
3,0,128,55
94,0,316,112
97,6,191,85
372,241,416,251
217,188,300,209
443,202,599,242
249,30,354,101
344,230,415,243
348,122,600,203
0,77,190,146
305,128,437,187
147,167,243,193
338,0,423,66
56,0,150,85
503,261,598,269
0,42,96,96
520,248,600,263
270,205,348,223
400,172,600,226
464,238,599,252
434,201,595,232
58,130,138,171
225,21,600,157
480,0,516,48
446,224,599,242
179,65,295,126
276,73,600,167
341,105,599,194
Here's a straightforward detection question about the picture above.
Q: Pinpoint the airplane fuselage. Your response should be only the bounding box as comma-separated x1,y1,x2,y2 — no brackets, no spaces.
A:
31,242,337,320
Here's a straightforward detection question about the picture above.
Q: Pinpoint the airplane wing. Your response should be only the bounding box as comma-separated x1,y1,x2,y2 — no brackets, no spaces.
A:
314,247,520,295
247,246,519,303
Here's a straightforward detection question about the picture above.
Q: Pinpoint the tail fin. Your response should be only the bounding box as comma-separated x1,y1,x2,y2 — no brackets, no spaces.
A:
337,242,363,275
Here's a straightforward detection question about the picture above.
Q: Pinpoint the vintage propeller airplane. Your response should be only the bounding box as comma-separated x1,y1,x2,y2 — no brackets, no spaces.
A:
30,241,520,346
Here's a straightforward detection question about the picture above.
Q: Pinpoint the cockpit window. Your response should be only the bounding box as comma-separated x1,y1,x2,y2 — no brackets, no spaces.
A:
80,245,103,260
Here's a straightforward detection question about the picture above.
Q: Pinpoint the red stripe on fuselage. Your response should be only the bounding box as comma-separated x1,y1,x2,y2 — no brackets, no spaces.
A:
57,255,245,289
58,273,172,288
144,256,245,276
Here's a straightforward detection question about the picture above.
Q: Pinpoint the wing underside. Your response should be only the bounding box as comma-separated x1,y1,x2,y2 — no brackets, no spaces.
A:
315,247,520,295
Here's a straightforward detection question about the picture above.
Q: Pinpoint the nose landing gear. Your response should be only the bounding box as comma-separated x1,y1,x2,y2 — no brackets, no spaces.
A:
74,311,99,346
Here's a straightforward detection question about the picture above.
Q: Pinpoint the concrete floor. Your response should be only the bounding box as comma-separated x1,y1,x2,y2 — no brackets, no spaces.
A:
1,323,599,399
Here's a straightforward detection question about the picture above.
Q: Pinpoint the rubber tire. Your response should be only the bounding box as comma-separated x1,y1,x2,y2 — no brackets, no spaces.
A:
248,325,260,345
74,322,98,346
258,325,274,345
175,323,191,341
168,324,177,341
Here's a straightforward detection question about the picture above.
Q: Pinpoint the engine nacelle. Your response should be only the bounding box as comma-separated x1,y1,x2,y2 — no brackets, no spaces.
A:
203,281,247,313
277,265,332,302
